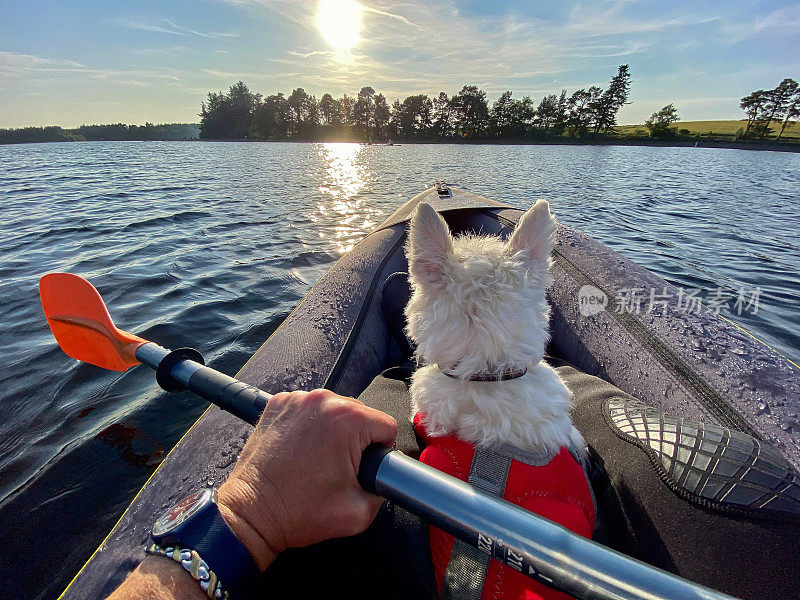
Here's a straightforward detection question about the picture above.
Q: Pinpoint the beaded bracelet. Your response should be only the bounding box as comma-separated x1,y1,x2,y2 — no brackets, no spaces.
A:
146,543,230,599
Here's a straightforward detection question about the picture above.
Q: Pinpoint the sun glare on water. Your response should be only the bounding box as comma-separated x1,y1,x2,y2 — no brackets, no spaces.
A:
316,0,363,51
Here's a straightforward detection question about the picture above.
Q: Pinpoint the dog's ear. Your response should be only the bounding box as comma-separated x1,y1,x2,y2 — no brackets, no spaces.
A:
505,200,556,264
408,202,452,284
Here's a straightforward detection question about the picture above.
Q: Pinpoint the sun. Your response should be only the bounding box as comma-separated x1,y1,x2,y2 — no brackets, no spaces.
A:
316,0,363,51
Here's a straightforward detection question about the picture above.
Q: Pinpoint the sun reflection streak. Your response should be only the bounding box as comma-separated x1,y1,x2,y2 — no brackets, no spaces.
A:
316,143,382,254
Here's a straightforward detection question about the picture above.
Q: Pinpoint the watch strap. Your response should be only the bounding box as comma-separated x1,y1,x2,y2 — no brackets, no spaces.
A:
190,510,261,598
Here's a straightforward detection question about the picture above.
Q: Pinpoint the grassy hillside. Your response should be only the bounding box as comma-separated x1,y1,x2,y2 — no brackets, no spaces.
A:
618,120,800,139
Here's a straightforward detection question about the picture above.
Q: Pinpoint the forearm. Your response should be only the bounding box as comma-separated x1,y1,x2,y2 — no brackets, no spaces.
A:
107,557,208,600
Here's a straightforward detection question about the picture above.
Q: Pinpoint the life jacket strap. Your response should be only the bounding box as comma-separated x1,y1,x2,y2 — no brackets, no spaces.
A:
440,447,512,599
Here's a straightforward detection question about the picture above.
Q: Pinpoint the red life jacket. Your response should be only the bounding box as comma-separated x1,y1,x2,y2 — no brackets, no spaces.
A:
414,413,595,600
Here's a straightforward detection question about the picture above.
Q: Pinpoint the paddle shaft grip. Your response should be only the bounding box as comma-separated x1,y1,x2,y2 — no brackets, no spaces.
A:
136,343,269,425
186,366,270,426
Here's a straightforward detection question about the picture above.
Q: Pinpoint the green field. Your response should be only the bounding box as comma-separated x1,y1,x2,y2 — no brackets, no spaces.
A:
618,119,800,139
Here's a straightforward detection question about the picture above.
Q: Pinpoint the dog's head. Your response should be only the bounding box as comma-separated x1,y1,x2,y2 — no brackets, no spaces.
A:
404,201,557,377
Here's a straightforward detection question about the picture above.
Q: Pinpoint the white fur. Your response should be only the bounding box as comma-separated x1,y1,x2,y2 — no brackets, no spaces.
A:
405,200,579,456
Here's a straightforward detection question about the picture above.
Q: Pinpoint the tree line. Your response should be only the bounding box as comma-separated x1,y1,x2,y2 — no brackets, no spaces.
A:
199,65,632,142
740,78,799,139
0,123,199,144
5,69,797,146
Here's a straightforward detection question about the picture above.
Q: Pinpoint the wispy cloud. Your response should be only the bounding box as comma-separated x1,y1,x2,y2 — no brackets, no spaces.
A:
111,18,184,36
0,51,183,90
132,46,200,56
110,17,240,39
722,4,800,41
565,1,720,37
202,68,301,81
361,5,422,30
0,51,82,76
203,68,247,79
288,49,333,59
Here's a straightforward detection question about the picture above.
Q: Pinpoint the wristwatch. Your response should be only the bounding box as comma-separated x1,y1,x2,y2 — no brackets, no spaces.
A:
149,488,260,599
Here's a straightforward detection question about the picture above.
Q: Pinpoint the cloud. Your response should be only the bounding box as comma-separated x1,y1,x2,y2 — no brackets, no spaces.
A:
559,40,653,59
111,18,184,35
279,3,578,97
132,46,199,56
361,5,422,30
0,51,183,90
4,0,796,125
110,17,240,39
202,68,301,81
209,0,675,99
203,68,247,79
288,50,333,59
164,19,241,39
566,4,720,37
0,51,82,76
722,4,800,41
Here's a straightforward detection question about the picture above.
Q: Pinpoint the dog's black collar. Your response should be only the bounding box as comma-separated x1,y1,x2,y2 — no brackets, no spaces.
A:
439,366,528,381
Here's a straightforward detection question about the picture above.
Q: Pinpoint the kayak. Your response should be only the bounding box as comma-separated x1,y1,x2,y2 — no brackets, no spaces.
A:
60,184,800,599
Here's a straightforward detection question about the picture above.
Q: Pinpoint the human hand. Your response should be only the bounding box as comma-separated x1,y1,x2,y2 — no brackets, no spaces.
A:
217,389,398,570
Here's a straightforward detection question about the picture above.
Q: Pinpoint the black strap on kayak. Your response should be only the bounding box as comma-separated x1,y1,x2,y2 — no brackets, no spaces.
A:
325,231,407,393
440,448,512,600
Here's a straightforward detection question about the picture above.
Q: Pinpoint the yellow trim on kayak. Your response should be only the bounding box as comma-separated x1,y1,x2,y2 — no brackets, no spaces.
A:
57,403,213,600
678,279,799,372
716,312,800,371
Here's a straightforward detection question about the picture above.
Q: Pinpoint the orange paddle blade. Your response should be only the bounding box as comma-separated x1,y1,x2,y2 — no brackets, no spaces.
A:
39,273,147,372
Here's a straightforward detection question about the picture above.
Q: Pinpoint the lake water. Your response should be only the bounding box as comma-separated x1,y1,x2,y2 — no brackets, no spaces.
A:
1,141,798,599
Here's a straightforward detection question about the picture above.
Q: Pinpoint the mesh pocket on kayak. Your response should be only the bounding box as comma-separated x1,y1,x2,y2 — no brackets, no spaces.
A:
605,398,800,518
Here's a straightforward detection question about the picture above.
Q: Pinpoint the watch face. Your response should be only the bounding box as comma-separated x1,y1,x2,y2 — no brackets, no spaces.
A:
153,488,214,537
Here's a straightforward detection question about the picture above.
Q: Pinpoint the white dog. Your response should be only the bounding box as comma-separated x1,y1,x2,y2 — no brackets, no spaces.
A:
405,201,583,457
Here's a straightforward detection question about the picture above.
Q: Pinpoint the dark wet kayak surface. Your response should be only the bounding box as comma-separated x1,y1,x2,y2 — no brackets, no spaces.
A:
0,141,798,599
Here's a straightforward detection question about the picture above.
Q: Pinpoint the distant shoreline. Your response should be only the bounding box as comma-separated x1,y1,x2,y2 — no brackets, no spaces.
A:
3,136,798,153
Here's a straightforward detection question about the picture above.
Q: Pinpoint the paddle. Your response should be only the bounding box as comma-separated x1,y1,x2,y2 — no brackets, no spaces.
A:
40,272,269,424
39,272,738,600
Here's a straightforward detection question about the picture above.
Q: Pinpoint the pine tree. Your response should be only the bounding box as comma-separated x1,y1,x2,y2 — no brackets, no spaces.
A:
592,65,631,134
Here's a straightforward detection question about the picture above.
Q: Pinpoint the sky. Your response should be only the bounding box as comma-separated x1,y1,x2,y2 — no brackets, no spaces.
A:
0,0,798,128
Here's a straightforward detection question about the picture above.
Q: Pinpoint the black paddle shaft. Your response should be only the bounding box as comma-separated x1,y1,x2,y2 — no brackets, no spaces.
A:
139,344,270,425
135,342,739,600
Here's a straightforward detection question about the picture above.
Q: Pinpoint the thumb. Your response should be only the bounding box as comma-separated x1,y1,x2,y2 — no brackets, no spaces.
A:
360,406,398,448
